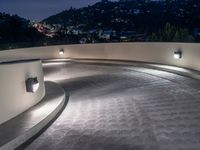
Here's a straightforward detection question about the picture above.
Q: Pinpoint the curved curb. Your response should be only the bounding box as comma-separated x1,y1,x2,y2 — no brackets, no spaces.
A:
0,82,67,150
67,59,200,80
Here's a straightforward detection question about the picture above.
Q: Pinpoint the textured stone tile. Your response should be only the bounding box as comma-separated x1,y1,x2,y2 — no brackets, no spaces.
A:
26,62,200,150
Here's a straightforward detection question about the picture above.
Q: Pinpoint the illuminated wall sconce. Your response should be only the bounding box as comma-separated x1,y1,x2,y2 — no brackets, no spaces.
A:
26,77,39,93
174,51,182,59
59,48,64,55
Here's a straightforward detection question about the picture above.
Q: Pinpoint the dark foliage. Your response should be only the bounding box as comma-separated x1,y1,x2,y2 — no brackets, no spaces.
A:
0,13,45,50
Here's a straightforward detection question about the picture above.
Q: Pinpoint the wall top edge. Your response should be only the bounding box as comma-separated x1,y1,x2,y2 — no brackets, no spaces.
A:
0,59,41,65
1,42,200,52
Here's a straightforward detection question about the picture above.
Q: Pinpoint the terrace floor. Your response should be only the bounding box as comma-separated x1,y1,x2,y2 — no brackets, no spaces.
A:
25,60,200,150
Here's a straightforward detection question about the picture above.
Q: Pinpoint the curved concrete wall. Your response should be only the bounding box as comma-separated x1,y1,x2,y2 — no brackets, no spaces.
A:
0,60,45,124
0,42,200,70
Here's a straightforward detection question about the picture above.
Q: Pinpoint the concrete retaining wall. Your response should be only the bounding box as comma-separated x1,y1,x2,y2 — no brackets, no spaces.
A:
0,42,199,71
0,60,45,124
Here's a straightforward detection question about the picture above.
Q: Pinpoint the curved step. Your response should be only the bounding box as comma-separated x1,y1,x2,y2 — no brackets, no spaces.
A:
0,81,67,150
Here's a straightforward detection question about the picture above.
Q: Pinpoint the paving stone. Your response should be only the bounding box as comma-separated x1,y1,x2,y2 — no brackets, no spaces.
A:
26,62,200,150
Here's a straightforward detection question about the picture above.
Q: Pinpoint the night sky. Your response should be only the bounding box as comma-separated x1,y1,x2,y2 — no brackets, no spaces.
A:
0,0,117,21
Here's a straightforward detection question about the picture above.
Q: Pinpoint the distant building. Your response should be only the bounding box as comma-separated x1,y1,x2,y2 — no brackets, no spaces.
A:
72,29,83,35
120,31,136,41
88,29,98,34
133,9,140,15
99,30,116,40
79,38,87,44
120,31,146,41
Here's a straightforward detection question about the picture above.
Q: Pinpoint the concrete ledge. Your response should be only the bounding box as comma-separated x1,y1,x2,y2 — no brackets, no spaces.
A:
0,81,66,150
0,59,45,125
1,43,200,71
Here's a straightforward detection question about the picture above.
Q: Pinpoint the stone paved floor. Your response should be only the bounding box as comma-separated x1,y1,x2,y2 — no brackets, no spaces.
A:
25,61,200,150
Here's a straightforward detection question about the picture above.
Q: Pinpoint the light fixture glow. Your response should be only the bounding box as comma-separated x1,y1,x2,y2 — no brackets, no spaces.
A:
32,82,39,92
26,77,39,93
151,64,189,72
59,48,64,55
174,51,182,59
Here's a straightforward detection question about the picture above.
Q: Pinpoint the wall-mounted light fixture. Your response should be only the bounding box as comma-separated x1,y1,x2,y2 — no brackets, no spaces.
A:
26,77,39,93
174,51,182,59
59,48,64,55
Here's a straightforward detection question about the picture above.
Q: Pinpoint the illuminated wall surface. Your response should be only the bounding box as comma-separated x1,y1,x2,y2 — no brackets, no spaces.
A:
0,42,200,71
0,42,200,124
0,60,45,124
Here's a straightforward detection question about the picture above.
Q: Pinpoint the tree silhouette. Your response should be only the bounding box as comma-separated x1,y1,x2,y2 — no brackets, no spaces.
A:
150,23,194,42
